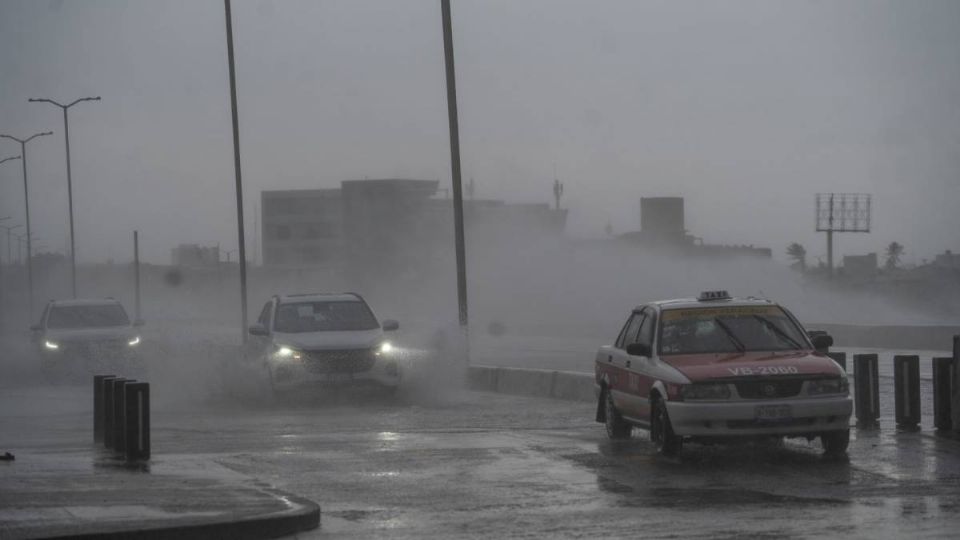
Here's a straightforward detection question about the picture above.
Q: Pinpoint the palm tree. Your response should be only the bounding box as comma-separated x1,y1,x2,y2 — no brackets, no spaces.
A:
786,242,807,272
885,241,904,270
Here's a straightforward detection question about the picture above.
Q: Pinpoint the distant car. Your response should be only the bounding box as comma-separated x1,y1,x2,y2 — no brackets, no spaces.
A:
248,292,401,394
595,291,851,456
31,298,145,381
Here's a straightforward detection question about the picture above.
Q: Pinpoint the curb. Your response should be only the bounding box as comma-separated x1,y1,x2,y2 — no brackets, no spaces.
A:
30,489,320,540
468,365,594,402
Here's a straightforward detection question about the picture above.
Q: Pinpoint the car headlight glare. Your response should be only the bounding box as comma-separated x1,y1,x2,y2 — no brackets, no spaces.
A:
128,336,141,347
44,340,60,350
274,346,302,360
379,341,393,354
680,383,731,400
807,377,849,396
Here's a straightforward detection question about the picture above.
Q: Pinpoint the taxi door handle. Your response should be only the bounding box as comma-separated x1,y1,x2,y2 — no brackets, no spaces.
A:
607,355,612,362
626,360,631,368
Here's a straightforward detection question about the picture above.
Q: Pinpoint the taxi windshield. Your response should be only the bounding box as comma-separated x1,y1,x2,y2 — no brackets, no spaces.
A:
659,306,809,355
274,301,379,333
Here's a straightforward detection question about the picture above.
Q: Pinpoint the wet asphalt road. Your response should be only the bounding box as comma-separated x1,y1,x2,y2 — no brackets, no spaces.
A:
4,379,960,539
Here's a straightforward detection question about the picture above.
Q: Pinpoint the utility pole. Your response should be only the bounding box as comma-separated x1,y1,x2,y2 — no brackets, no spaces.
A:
0,132,53,319
553,178,564,211
224,0,249,344
29,96,101,298
133,230,141,322
440,0,469,362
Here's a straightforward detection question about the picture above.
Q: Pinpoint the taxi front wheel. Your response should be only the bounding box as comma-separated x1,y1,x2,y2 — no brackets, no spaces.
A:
651,398,682,457
820,429,850,455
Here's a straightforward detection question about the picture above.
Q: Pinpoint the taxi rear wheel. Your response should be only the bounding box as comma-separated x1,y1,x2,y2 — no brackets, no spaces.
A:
651,397,682,457
820,429,850,455
604,389,632,439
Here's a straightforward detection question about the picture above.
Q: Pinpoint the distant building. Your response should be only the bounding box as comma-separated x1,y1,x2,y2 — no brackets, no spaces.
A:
261,189,342,267
843,253,878,280
171,244,219,267
640,197,688,245
933,250,960,269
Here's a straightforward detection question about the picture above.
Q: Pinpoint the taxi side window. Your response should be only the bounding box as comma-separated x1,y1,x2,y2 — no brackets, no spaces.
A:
257,301,273,330
620,313,646,348
637,310,656,348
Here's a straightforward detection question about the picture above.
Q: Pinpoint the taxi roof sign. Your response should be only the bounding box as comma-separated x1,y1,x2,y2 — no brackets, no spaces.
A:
698,290,731,301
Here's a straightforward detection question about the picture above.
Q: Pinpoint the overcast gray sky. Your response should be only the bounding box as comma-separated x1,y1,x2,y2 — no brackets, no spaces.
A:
1,0,958,265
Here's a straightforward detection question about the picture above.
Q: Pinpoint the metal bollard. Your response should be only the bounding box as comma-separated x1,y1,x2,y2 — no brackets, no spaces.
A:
104,377,122,449
94,375,116,443
893,355,920,429
932,357,953,431
111,378,131,453
953,335,960,432
853,353,880,428
123,383,150,461
827,352,847,373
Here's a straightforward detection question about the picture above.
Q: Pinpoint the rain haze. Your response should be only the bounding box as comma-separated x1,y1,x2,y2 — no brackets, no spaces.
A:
3,2,960,538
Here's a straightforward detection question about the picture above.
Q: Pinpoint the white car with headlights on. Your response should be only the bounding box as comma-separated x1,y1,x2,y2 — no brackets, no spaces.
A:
31,298,145,381
248,293,402,394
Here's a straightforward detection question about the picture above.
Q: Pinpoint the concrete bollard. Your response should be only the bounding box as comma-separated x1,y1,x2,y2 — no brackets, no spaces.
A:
93,375,116,443
123,383,150,461
932,357,953,431
827,352,847,372
853,353,880,428
893,355,921,429
111,379,131,453
953,336,960,432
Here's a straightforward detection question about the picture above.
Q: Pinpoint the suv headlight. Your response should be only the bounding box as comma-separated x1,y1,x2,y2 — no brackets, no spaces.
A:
680,383,731,400
128,336,141,347
273,345,302,361
376,341,393,355
44,340,60,350
807,377,849,396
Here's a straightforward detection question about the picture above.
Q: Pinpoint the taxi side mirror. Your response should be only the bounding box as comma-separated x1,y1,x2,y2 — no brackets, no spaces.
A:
248,324,269,337
626,342,651,357
382,319,399,332
810,333,833,351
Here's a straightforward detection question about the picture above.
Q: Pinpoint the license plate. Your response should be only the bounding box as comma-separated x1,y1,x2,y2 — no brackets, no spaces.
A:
755,404,792,420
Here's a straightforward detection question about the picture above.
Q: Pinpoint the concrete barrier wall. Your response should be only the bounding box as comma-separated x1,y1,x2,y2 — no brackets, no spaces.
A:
468,365,595,402
808,324,959,351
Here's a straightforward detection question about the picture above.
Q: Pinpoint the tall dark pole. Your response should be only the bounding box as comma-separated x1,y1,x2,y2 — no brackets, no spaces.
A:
29,97,101,299
0,155,23,265
133,230,141,321
440,0,469,358
224,0,249,344
0,132,52,319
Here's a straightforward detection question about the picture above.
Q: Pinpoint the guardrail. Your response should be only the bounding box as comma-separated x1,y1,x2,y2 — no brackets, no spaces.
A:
94,375,150,461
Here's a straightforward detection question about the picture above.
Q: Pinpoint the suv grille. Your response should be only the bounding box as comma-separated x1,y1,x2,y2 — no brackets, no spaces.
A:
734,378,804,399
302,349,376,374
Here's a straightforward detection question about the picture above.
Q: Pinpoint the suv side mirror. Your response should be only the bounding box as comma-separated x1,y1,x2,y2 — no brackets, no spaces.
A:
29,324,42,332
133,318,145,327
810,333,833,351
626,342,651,357
382,319,399,332
248,324,269,337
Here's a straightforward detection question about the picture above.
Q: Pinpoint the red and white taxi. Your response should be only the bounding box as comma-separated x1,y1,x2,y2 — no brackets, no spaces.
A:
595,291,851,456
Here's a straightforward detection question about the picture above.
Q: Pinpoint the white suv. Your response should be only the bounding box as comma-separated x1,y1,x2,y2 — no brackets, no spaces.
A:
248,293,401,393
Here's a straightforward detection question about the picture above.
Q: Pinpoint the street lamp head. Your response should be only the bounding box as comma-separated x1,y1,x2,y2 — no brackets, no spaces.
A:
0,155,22,165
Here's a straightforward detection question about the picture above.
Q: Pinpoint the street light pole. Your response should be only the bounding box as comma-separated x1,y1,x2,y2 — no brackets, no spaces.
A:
0,132,52,319
1,225,22,264
29,97,100,298
223,0,249,344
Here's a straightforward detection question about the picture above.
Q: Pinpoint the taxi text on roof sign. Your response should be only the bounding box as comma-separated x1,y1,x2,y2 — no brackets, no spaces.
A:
698,290,731,301
662,305,783,321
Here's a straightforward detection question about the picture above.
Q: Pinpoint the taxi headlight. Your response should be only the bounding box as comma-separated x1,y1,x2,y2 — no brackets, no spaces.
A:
680,383,731,400
128,336,141,347
44,340,60,350
807,377,849,396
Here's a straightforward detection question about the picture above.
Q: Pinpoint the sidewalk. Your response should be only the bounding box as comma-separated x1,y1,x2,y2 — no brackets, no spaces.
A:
0,382,320,540
0,450,319,540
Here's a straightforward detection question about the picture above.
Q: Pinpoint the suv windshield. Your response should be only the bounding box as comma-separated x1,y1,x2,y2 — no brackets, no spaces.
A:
659,306,809,355
47,304,130,329
274,301,379,333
